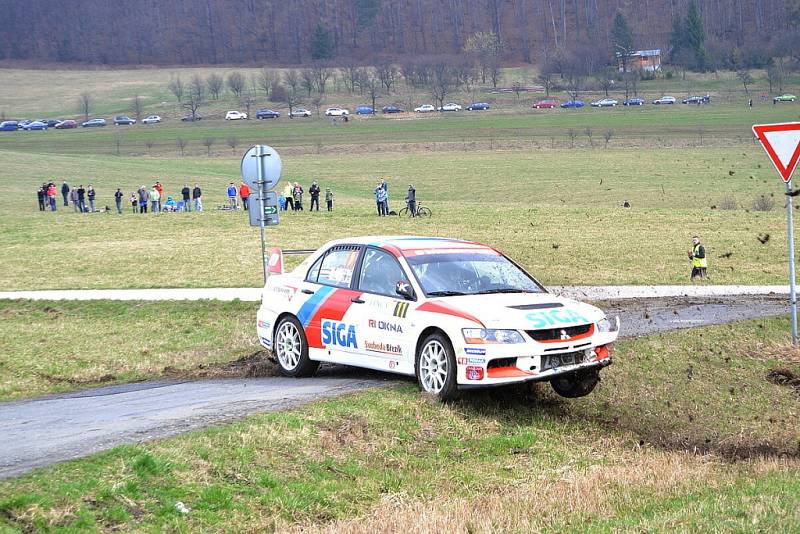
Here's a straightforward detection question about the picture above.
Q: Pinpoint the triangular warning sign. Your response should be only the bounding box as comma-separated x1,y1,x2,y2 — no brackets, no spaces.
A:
752,122,800,183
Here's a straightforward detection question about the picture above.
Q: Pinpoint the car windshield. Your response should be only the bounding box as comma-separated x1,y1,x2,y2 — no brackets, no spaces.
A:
405,251,543,296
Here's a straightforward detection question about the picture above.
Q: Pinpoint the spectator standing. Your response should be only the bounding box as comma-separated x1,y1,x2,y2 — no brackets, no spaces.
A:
283,181,294,211
380,178,389,213
406,184,417,217
240,181,251,211
114,188,123,214
227,182,238,209
70,187,79,212
192,183,202,212
293,182,304,211
181,184,191,212
36,186,46,211
154,182,164,212
374,182,387,216
309,181,321,211
77,185,86,213
138,186,149,214
325,187,334,211
87,185,96,212
149,186,160,214
688,235,708,282
47,183,57,211
130,193,138,213
61,181,70,207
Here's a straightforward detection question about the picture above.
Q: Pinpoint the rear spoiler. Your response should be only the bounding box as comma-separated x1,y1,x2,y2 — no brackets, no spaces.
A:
267,248,316,276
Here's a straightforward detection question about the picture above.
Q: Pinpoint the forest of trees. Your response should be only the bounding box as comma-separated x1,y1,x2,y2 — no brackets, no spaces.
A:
0,0,798,69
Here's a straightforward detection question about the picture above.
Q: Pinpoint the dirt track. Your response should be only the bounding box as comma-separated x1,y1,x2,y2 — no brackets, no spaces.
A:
0,295,790,480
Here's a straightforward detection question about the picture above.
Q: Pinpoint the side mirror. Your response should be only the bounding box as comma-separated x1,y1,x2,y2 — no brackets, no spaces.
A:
395,281,415,301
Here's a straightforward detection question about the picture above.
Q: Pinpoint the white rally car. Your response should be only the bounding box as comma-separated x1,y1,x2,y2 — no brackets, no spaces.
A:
257,237,620,400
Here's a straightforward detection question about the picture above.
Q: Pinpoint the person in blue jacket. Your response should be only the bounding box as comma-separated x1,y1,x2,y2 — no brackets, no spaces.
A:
227,182,238,209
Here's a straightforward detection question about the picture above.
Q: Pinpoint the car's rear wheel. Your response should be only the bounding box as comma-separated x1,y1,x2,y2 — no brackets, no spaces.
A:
550,369,600,398
274,316,318,377
416,332,457,400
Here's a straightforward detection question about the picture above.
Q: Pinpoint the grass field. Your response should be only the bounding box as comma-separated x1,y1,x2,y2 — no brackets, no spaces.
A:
1,316,798,532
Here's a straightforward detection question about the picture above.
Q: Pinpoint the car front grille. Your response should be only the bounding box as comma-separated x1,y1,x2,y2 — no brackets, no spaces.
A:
541,351,587,371
526,324,593,343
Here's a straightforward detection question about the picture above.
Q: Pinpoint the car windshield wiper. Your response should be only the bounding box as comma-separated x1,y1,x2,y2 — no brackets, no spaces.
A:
426,290,468,296
476,288,530,294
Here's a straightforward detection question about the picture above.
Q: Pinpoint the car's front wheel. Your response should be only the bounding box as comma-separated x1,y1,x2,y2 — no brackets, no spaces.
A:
550,369,600,398
274,316,318,377
416,332,457,400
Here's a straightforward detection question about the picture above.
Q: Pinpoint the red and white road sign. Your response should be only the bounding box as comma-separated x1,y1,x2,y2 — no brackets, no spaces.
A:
752,122,800,183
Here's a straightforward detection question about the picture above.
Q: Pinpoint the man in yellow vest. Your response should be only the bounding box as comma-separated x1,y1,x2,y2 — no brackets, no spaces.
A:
688,235,707,281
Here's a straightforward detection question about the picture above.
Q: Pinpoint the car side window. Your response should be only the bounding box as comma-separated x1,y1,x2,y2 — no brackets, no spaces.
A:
358,248,409,297
317,247,360,288
306,255,324,283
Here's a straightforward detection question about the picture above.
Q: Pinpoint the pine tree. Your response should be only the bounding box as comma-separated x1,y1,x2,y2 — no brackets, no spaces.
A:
684,1,707,70
668,15,685,58
310,23,333,60
611,11,634,73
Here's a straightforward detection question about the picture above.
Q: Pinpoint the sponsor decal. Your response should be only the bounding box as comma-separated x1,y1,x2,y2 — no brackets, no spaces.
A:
393,301,410,318
464,348,486,356
271,285,298,301
388,360,398,369
457,357,486,365
257,320,270,329
365,341,402,355
260,336,272,348
368,319,404,333
321,320,358,349
465,366,484,380
525,309,590,329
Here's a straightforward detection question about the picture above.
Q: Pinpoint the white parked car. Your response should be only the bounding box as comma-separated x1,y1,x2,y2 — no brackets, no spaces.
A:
414,104,436,113
590,98,618,107
290,108,312,118
438,103,462,112
257,236,620,401
141,115,162,124
225,110,248,120
652,96,676,105
324,107,349,116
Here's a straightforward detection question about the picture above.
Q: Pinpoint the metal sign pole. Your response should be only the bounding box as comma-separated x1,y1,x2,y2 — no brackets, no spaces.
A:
256,145,268,284
786,180,798,345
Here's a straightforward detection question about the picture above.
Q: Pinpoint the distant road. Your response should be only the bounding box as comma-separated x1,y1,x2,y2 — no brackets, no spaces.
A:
0,294,789,480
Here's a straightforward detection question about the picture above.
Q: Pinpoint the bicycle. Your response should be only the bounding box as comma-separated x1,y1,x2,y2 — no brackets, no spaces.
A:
398,200,431,218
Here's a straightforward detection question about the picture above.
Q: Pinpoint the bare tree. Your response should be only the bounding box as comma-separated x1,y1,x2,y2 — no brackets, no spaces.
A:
269,83,287,103
536,67,555,97
206,73,224,100
182,82,204,121
258,67,275,99
311,63,333,94
603,129,613,147
595,69,614,97
364,73,380,112
283,88,301,117
375,59,399,93
566,129,577,148
226,136,239,155
341,63,362,93
176,138,188,156
283,69,301,94
584,126,594,147
430,62,454,109
168,75,184,103
511,80,523,100
737,70,753,94
227,71,245,98
240,91,256,118
300,68,316,96
130,95,144,122
487,58,502,88
311,95,325,117
114,132,123,156
78,92,92,121
145,139,154,155
202,137,215,156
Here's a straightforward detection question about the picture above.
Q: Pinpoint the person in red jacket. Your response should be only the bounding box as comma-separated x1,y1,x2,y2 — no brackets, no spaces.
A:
47,182,57,211
154,182,164,213
239,181,251,211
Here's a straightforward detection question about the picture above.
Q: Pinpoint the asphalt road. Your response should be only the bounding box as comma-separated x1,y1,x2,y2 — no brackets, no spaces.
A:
0,295,790,480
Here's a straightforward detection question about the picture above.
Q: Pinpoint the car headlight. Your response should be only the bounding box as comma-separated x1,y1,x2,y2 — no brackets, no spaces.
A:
463,328,525,344
596,316,620,333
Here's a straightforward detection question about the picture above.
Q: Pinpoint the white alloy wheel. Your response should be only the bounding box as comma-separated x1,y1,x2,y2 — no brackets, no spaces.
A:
419,339,449,394
276,321,301,371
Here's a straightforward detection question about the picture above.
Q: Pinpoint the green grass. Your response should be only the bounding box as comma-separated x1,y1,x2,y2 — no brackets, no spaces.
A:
1,316,798,532
0,300,258,401
0,144,793,290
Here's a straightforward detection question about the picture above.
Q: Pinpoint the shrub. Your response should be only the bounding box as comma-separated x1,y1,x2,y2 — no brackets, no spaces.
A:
752,195,774,212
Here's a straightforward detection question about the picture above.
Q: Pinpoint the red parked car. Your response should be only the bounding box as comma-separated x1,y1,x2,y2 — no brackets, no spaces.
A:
54,120,77,129
533,99,559,109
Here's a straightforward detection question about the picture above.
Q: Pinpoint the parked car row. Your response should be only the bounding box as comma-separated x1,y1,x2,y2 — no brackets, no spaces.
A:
529,94,716,109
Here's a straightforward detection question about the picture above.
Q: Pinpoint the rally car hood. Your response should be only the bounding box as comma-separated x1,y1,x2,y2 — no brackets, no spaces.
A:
427,292,605,329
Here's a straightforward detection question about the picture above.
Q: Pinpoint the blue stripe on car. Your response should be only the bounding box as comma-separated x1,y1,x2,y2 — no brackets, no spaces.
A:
296,285,335,327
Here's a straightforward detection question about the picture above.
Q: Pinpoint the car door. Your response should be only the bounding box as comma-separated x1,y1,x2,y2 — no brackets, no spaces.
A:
299,245,364,362
353,247,416,375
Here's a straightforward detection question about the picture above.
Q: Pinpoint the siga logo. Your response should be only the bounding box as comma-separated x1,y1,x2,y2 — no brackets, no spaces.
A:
525,309,589,329
321,320,358,348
